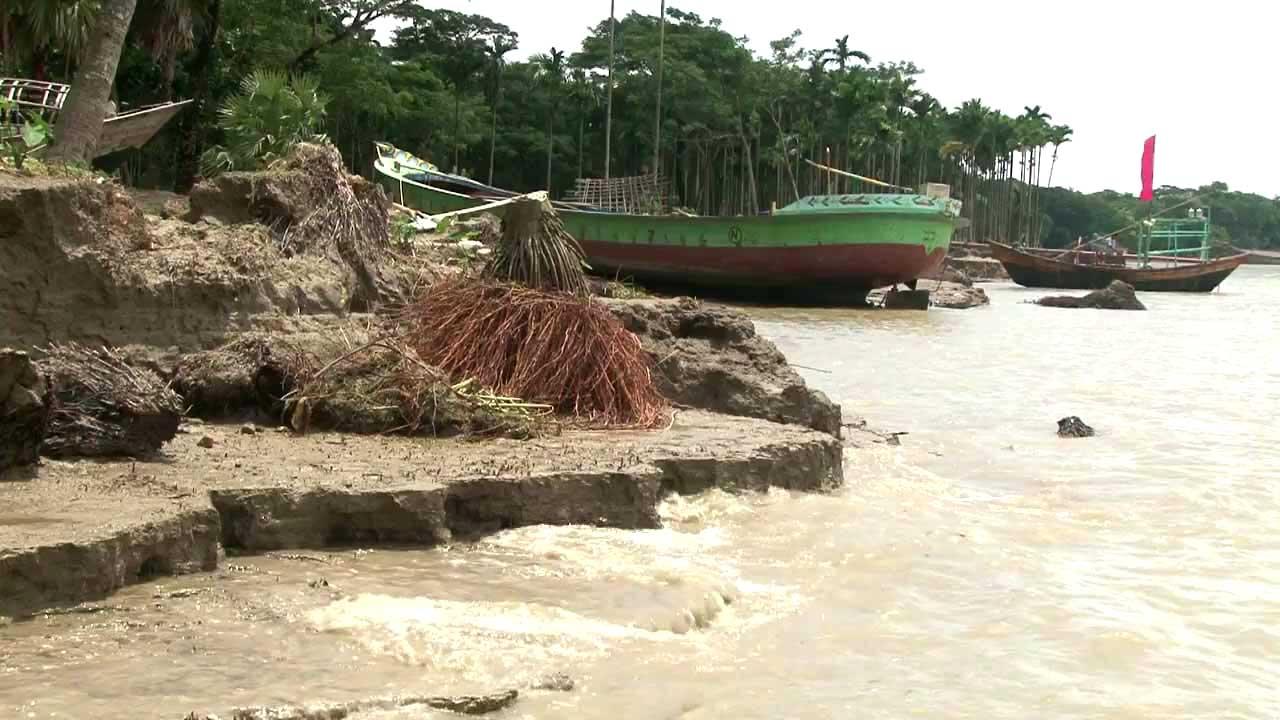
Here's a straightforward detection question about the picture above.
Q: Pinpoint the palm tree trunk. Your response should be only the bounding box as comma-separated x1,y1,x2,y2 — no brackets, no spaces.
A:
488,74,501,184
161,51,177,101
48,0,139,165
738,121,758,215
173,0,222,192
577,114,584,180
452,91,461,172
652,0,665,177
604,0,615,180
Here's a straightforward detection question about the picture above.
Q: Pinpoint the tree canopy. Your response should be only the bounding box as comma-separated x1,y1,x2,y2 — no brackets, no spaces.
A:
4,0,1277,248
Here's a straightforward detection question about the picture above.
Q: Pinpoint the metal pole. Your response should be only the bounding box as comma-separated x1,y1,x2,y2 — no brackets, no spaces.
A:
653,0,665,179
604,0,616,180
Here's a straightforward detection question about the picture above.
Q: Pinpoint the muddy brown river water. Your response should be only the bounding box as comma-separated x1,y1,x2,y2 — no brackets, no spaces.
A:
3,267,1278,719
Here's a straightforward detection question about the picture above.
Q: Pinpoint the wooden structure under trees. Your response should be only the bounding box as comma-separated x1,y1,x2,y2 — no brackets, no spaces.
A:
1,77,191,159
565,173,672,215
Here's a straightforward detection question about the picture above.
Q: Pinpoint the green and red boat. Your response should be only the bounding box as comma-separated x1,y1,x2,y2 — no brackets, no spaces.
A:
373,142,961,304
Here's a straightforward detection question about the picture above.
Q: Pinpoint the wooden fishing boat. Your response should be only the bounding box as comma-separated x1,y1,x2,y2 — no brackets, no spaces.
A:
992,139,1249,292
373,142,961,304
989,242,1248,292
2,78,191,158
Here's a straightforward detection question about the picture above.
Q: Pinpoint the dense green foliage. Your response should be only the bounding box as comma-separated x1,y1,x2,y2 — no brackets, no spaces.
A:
1040,183,1280,251
201,69,327,172
3,0,1277,248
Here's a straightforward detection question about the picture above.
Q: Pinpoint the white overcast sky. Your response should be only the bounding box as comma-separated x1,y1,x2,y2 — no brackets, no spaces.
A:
377,0,1278,197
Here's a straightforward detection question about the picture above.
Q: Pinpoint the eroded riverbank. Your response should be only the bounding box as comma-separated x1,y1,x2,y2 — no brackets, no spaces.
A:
1,410,847,619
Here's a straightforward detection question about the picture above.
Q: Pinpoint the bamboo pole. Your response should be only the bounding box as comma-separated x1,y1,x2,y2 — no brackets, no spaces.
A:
804,159,914,192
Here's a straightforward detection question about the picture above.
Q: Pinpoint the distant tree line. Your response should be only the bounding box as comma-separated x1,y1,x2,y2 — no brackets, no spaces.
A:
1039,183,1280,250
4,1,1275,248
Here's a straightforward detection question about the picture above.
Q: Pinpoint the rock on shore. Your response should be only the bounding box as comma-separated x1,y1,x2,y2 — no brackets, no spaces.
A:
1036,281,1146,310
930,282,990,309
604,298,842,436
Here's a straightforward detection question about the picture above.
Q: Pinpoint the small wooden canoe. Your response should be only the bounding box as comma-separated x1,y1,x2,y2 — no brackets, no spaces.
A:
989,242,1248,292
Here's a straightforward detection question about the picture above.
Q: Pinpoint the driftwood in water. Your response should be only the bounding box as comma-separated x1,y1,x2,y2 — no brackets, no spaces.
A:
182,688,519,719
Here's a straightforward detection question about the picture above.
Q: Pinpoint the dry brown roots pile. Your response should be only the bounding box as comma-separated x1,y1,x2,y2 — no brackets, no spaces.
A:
38,343,183,458
171,335,316,419
402,279,668,428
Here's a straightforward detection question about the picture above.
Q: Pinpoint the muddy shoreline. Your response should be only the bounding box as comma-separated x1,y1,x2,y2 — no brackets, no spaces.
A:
0,410,847,618
0,165,865,622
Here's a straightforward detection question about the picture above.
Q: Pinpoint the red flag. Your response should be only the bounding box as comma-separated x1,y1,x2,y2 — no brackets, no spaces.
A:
1139,135,1156,202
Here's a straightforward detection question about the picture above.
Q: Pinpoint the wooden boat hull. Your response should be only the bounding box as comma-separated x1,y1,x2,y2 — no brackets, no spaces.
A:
373,146,959,303
564,209,950,295
97,101,193,157
989,242,1248,292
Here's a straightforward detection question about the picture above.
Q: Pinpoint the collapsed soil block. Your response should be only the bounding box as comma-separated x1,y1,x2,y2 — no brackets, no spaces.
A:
186,142,404,311
39,343,183,458
0,349,50,473
603,297,842,436
171,335,315,420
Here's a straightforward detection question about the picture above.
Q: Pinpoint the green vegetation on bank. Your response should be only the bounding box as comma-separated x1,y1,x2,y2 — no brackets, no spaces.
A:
3,0,1276,249
1039,183,1280,250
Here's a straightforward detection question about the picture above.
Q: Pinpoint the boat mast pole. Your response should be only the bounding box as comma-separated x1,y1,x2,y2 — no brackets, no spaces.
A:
604,0,616,180
653,0,665,179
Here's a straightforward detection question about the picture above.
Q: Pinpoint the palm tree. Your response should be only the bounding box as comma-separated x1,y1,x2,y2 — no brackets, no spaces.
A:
822,34,869,72
173,0,221,192
652,0,666,178
943,99,992,240
1044,123,1073,188
568,66,599,180
133,0,206,98
47,0,138,165
1017,105,1052,245
604,0,615,179
535,47,566,193
485,35,517,185
1,0,97,79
